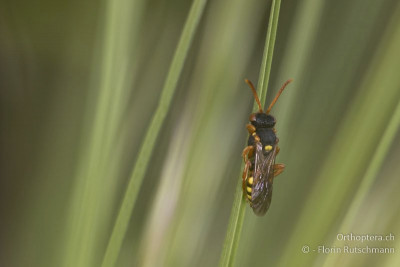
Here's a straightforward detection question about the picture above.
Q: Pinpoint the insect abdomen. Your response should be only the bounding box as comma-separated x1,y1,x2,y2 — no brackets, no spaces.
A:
245,173,254,201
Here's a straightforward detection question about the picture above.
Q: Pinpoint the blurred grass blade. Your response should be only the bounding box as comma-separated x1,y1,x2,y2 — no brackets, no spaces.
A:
138,116,191,267
339,100,400,231
101,0,208,266
386,237,400,267
279,3,400,265
219,1,283,266
323,100,400,267
62,0,145,265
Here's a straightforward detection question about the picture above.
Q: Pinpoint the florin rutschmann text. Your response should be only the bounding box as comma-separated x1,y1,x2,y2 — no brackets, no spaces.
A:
301,233,395,254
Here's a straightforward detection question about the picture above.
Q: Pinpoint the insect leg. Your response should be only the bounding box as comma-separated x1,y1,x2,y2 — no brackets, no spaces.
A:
276,146,280,155
242,160,251,192
273,163,285,177
242,145,254,163
246,124,256,134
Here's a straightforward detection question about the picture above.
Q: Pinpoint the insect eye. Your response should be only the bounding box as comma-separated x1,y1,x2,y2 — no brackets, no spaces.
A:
249,113,256,122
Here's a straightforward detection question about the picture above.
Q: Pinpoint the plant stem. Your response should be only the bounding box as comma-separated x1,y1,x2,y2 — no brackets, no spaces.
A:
101,0,208,266
257,0,282,105
219,0,283,266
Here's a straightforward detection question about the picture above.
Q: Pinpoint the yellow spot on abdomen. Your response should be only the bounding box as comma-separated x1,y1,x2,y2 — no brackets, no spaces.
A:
246,186,252,193
247,194,252,200
248,177,253,185
265,145,272,151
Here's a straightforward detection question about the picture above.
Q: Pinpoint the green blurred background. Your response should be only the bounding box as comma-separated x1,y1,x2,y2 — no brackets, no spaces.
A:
1,0,400,266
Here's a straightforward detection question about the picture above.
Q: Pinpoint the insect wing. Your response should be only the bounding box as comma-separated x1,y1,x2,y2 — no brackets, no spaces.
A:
251,142,276,216
252,142,265,176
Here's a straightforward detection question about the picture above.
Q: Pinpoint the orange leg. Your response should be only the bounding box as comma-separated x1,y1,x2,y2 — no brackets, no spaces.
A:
242,160,251,192
246,124,256,134
242,145,254,163
276,146,280,155
273,163,285,177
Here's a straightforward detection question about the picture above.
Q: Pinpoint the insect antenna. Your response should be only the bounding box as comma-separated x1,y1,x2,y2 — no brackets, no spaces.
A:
266,79,293,114
245,79,263,113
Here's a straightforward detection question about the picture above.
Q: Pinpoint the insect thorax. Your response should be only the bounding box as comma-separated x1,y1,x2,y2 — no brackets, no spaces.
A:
248,128,276,151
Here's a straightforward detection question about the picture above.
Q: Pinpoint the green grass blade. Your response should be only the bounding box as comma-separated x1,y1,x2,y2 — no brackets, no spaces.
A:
323,100,400,267
339,100,400,231
219,1,283,266
101,0,208,266
257,0,282,105
219,176,247,267
62,0,145,265
278,3,400,264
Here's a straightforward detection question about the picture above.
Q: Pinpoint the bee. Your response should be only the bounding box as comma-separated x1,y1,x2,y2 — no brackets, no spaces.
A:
242,78,292,216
